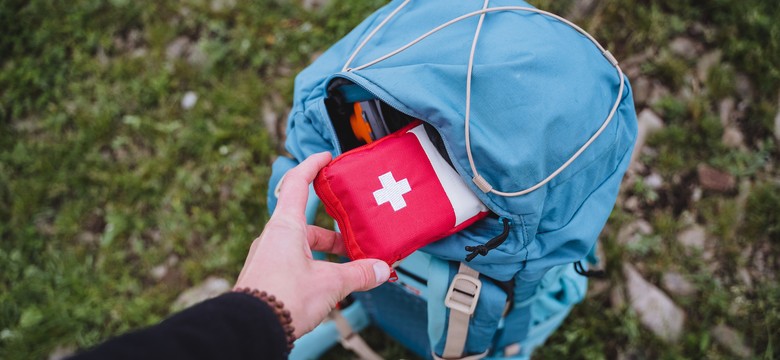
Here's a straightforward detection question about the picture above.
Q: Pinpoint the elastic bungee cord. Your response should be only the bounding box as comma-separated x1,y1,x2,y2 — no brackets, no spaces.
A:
342,0,626,198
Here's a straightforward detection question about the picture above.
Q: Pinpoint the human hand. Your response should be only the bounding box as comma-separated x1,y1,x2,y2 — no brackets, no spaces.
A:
235,152,391,338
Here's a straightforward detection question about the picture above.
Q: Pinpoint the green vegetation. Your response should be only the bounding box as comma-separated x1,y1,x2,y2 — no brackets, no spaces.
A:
1,0,778,359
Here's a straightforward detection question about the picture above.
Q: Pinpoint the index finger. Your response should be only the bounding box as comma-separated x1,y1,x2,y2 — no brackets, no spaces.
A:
275,152,332,218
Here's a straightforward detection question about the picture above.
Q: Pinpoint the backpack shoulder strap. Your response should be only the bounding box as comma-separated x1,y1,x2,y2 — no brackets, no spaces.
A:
442,263,482,358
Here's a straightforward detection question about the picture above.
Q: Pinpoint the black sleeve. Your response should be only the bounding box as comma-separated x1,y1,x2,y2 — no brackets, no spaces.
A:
71,292,288,360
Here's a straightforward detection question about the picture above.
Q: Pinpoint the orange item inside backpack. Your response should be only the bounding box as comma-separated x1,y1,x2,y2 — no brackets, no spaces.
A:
349,102,373,144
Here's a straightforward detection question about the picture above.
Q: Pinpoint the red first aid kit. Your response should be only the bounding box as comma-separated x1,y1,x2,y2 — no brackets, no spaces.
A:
313,121,489,267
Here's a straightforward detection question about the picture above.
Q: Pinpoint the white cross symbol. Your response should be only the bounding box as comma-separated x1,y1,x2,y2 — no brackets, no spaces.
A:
373,172,412,211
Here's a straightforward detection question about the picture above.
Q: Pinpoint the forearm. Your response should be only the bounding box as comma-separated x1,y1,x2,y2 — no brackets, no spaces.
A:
71,292,288,360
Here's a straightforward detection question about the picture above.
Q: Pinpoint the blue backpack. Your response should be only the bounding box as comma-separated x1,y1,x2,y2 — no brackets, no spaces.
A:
267,1,638,358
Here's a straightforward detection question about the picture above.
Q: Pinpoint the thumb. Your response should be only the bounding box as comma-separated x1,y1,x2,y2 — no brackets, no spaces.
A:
332,259,391,297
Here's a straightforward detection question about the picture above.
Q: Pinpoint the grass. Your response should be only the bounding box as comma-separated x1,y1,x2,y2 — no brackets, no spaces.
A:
1,0,778,359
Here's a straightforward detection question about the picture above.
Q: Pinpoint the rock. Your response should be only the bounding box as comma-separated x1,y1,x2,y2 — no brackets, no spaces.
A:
690,186,703,203
677,224,707,251
617,219,653,246
775,95,780,142
262,102,278,140
644,172,663,190
630,109,665,167
669,37,702,60
624,264,685,343
735,180,752,224
622,48,655,79
737,267,753,288
566,0,597,21
610,284,626,309
697,164,736,192
691,22,717,39
181,91,198,110
711,324,753,358
302,0,330,10
48,345,76,360
661,272,696,297
623,196,640,212
648,83,671,107
210,0,236,12
588,280,610,298
187,43,207,67
719,97,736,126
735,74,753,100
696,50,722,82
150,265,168,281
722,126,745,149
631,77,652,105
166,36,191,60
150,255,179,281
172,277,231,311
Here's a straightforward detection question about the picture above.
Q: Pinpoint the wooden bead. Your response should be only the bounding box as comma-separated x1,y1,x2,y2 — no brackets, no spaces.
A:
233,287,296,353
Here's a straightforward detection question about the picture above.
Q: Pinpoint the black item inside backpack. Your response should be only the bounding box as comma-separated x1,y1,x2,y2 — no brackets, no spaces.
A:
324,79,457,170
325,78,415,153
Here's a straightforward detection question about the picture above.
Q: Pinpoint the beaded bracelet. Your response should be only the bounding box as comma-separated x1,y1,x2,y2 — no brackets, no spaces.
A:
233,288,296,353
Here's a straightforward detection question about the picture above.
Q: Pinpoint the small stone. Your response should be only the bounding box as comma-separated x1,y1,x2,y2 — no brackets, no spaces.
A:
181,91,198,110
187,44,207,67
617,219,653,246
678,224,707,251
172,277,231,311
624,264,685,343
648,84,672,107
48,345,76,360
566,0,597,21
166,37,191,60
691,187,703,203
610,284,626,309
711,324,753,358
735,74,753,100
131,47,148,59
624,196,640,212
735,180,752,224
641,146,658,158
302,0,329,10
631,109,665,166
661,272,696,297
719,97,736,126
644,172,663,190
737,268,753,288
669,37,701,60
621,48,655,79
631,77,652,105
696,50,722,82
722,126,745,149
150,265,168,281
210,0,236,12
697,164,736,192
588,278,610,298
774,94,780,142
76,231,100,245
262,102,278,140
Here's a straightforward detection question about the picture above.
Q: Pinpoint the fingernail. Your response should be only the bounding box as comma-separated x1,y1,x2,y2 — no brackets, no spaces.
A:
373,262,390,284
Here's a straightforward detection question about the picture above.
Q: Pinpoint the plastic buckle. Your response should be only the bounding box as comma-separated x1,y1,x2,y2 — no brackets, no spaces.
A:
444,273,482,316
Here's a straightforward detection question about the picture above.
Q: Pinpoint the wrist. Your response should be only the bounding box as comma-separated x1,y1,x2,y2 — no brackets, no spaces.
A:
232,287,296,353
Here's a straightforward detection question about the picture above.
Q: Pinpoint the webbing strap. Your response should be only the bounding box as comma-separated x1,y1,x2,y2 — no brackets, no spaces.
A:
330,309,383,360
442,263,483,359
433,349,489,360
